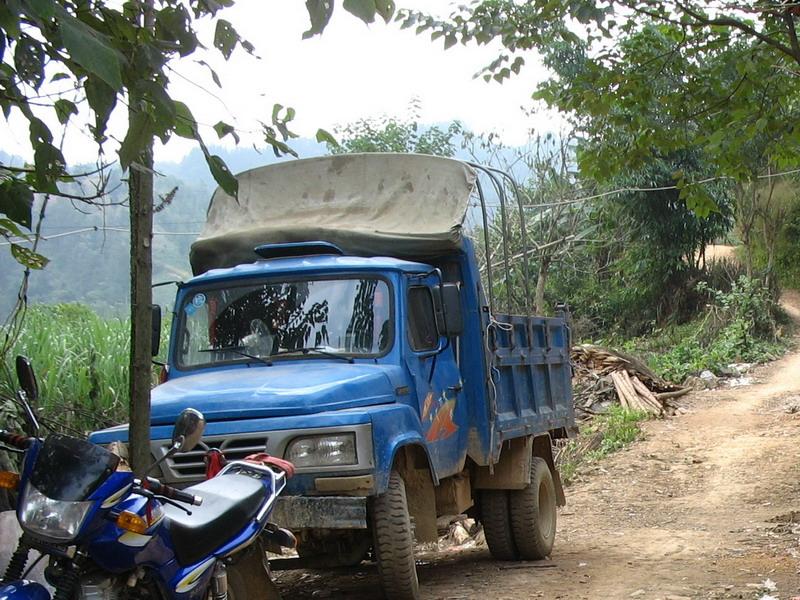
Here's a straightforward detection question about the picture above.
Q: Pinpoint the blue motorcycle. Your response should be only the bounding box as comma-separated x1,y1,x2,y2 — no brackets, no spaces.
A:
0,356,294,600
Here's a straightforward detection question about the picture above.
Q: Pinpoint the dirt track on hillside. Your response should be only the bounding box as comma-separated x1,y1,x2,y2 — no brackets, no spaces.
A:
276,291,800,600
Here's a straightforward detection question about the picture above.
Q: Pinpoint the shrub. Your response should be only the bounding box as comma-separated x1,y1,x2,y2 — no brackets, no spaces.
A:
639,276,783,382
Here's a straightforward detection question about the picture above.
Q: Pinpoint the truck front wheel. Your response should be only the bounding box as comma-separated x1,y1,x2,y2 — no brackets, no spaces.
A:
370,470,419,600
509,457,557,560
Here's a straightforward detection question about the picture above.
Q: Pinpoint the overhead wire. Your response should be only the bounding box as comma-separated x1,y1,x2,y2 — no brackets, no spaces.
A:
0,226,201,246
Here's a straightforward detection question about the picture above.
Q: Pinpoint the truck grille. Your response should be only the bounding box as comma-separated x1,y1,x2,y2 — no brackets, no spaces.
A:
159,435,268,480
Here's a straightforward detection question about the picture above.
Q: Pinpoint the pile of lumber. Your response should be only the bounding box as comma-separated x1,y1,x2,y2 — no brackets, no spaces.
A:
571,344,690,418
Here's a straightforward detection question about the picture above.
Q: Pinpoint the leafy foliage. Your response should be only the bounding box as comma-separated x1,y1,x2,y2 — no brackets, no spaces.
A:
0,304,170,434
631,276,783,382
557,405,649,484
327,114,463,157
0,0,395,267
401,2,800,215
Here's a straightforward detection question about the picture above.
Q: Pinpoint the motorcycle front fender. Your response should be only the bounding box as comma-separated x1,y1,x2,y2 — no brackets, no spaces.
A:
0,581,51,600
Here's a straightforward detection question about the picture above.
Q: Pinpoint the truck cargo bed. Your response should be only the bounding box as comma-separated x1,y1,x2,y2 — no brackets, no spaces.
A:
487,313,574,448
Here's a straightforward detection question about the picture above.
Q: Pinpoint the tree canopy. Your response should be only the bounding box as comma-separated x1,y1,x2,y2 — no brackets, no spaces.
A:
401,1,800,215
0,0,395,268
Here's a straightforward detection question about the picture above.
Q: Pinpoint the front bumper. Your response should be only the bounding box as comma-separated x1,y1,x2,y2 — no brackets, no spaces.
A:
150,422,374,484
271,496,368,530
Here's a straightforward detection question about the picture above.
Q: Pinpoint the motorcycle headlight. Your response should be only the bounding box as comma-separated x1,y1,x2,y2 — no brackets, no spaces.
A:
285,433,357,468
19,484,93,542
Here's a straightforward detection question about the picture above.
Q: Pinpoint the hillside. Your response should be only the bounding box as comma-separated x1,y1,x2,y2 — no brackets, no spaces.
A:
0,142,326,317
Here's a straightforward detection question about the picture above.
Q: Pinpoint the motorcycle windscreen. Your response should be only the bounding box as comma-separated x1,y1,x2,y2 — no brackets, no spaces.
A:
30,434,120,501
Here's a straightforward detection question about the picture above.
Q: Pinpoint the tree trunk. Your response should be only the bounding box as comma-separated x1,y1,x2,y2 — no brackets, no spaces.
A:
128,103,154,478
736,182,756,279
534,257,551,315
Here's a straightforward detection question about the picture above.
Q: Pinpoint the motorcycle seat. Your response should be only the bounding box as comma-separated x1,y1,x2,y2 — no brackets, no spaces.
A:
163,473,266,566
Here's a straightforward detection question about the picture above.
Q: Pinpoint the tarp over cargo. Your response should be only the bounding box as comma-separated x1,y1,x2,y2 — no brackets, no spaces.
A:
190,153,477,274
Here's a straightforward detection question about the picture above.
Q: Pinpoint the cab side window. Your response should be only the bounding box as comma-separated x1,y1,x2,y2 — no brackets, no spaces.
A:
407,286,438,351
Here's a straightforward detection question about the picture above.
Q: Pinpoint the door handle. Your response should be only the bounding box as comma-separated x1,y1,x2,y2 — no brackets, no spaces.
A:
448,382,463,393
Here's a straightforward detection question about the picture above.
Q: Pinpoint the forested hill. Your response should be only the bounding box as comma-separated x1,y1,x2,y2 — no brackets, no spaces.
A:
0,139,325,317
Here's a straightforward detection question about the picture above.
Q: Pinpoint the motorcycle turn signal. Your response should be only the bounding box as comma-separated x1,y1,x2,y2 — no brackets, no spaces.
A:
0,471,20,490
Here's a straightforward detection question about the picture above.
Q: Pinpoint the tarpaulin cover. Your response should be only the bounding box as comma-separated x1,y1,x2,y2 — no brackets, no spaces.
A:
190,153,477,274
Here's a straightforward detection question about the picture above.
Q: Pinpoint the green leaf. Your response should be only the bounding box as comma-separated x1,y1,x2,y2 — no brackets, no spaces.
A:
213,120,240,144
155,5,198,57
119,111,154,170
315,128,338,146
343,0,377,24
0,178,34,229
303,0,334,38
14,34,45,88
374,0,394,21
263,126,298,157
32,141,64,192
0,217,25,238
50,72,70,82
84,77,117,142
196,59,221,87
173,101,198,139
10,243,49,269
54,98,78,124
0,2,21,38
57,7,124,90
140,80,176,139
213,19,239,60
25,0,54,21
205,154,238,198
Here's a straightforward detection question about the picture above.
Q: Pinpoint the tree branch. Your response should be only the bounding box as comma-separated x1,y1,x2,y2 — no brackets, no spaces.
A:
672,0,799,63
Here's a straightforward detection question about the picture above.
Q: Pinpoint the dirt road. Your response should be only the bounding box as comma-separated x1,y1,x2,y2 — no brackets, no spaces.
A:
277,292,800,600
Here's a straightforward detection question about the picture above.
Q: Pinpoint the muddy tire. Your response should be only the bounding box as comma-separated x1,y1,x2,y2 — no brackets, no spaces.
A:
480,489,518,561
509,457,556,560
227,541,282,600
370,470,419,600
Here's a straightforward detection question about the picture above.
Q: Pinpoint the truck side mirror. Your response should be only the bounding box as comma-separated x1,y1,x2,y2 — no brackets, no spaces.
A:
151,305,162,357
438,283,464,337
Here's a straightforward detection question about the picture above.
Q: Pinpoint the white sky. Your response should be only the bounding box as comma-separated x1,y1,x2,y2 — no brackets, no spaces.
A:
0,1,561,165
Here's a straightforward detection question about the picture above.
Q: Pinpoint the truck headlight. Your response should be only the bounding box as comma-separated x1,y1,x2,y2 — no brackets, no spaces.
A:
285,434,357,468
19,485,93,542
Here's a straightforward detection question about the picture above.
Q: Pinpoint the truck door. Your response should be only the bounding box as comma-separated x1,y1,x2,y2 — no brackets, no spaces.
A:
405,281,466,478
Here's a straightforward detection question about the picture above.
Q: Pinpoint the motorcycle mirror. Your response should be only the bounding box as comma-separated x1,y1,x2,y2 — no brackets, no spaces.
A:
15,355,38,402
15,356,40,436
171,408,205,452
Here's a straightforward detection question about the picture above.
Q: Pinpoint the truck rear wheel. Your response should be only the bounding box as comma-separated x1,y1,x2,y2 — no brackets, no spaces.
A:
480,489,518,561
370,470,419,600
509,457,556,560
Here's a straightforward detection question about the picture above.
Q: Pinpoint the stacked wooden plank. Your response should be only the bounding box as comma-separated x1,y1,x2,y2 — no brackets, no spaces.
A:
571,344,690,417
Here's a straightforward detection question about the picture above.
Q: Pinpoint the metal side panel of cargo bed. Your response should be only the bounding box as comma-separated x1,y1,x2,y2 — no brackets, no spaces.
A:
487,314,575,445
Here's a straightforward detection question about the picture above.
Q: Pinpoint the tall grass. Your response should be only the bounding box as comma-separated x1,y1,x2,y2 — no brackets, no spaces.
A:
1,304,168,434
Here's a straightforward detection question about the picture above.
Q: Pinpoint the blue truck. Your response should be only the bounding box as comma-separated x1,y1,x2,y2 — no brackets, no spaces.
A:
91,153,576,600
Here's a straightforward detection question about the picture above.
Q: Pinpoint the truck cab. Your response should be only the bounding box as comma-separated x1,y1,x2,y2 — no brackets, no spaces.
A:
149,250,472,495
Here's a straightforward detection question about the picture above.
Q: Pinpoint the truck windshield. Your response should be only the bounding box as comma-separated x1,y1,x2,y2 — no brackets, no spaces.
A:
176,277,392,369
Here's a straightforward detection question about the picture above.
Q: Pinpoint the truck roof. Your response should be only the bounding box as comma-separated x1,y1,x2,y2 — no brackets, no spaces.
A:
185,254,434,286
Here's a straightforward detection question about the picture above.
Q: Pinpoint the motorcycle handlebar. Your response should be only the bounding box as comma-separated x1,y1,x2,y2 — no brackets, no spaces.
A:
0,430,31,450
144,477,203,506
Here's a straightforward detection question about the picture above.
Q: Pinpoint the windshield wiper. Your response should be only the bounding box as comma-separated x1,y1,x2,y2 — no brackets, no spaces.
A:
198,345,273,366
271,347,354,364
